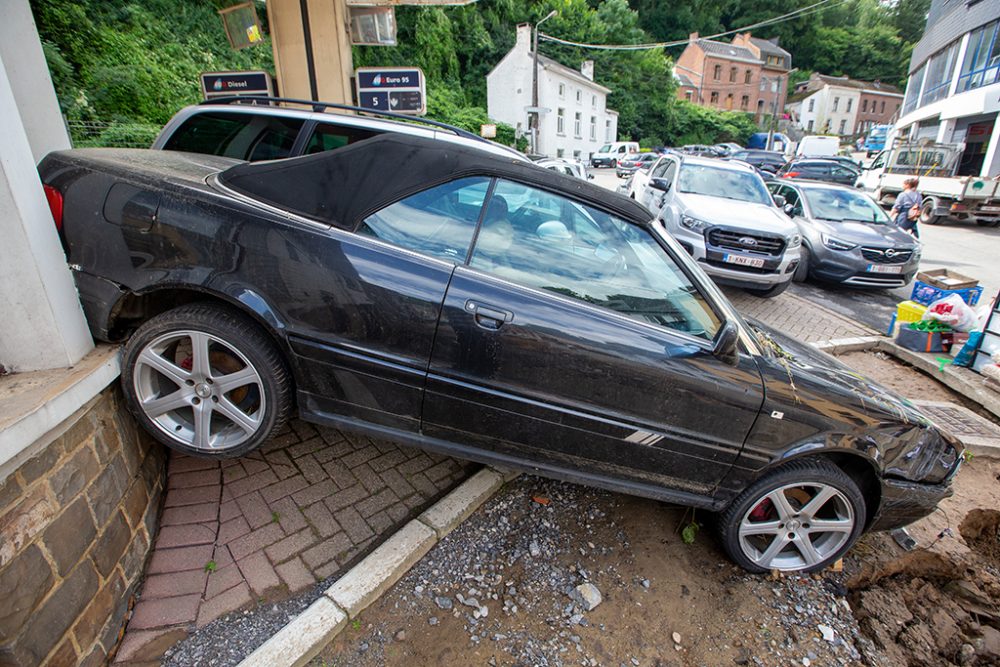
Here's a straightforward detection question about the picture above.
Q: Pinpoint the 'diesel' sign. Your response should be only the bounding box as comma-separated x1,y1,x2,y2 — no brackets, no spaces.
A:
201,71,273,100
355,67,426,115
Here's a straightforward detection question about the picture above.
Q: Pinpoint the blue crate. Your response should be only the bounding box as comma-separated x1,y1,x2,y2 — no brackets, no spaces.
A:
910,281,983,307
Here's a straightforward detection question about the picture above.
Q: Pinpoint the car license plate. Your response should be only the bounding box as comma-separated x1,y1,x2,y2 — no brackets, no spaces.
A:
867,264,903,274
981,205,1000,213
724,254,765,268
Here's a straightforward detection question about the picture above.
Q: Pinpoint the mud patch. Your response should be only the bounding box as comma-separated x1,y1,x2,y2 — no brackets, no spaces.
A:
961,509,1000,571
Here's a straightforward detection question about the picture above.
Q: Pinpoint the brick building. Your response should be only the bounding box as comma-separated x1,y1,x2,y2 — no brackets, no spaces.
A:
786,73,903,136
673,32,791,118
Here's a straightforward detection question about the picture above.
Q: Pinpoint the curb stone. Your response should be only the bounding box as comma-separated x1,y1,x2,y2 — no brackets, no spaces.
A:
235,466,514,667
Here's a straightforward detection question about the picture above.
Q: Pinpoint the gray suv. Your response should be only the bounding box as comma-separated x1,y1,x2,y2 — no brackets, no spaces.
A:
768,180,920,287
635,155,801,297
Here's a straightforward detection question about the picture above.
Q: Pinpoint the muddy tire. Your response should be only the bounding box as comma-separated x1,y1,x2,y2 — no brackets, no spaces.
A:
718,460,866,573
121,303,293,458
920,199,943,225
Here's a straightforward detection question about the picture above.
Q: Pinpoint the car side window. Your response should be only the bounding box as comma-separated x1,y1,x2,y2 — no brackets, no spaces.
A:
661,160,677,184
468,180,721,339
779,186,804,216
832,165,855,178
650,159,671,178
163,112,304,161
304,123,380,154
357,177,491,263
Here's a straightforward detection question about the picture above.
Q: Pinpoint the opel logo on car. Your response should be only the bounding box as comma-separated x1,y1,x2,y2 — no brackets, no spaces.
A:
739,236,758,247
885,248,896,258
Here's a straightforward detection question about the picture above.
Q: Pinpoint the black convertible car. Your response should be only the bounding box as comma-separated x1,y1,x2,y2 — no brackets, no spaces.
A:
38,134,962,573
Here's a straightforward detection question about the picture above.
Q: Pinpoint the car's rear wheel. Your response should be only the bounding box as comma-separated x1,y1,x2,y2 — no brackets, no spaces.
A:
122,303,292,458
746,280,790,298
719,460,865,573
920,198,943,225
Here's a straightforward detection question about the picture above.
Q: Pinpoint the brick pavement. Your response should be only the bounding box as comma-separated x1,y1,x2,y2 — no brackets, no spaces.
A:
724,287,878,343
113,420,474,664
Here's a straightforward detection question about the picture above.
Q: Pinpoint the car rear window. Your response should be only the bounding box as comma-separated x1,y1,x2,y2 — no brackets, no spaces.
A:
163,112,304,161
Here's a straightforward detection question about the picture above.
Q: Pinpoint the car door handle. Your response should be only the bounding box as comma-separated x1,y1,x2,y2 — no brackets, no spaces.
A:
465,300,513,330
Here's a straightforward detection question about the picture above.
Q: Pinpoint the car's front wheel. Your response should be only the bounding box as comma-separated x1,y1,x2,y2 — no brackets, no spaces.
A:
792,247,810,283
718,460,865,573
121,303,293,458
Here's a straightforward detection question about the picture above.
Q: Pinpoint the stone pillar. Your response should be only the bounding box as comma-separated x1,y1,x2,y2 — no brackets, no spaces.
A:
0,1,93,373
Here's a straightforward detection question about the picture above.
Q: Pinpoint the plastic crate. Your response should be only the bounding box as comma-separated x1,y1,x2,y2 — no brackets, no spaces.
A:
886,300,929,336
910,281,984,307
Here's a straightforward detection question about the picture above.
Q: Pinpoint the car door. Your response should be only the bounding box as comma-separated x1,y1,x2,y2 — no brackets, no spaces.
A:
280,177,491,433
830,164,858,186
423,179,765,496
857,151,886,193
641,157,677,213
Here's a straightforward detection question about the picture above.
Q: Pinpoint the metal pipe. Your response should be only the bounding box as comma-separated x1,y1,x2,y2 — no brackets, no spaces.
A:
531,10,557,154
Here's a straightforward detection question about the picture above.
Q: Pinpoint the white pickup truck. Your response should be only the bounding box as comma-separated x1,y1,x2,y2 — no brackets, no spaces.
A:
856,142,1000,227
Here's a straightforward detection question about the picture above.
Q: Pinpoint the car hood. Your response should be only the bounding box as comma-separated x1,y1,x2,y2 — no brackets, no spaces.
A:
678,193,797,235
807,219,917,247
742,321,962,483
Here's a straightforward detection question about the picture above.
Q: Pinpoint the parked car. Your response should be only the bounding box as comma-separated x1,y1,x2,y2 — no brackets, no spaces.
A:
39,134,962,574
631,154,801,298
536,158,592,180
680,144,723,158
768,180,921,287
795,135,841,158
728,150,787,173
713,142,743,157
590,141,640,167
153,96,529,164
778,159,860,186
616,152,659,178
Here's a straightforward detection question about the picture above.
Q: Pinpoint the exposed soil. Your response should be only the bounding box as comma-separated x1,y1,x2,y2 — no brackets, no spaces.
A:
310,351,1000,667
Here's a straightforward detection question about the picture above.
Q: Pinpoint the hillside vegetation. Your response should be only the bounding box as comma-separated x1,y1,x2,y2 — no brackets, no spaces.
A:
32,0,927,148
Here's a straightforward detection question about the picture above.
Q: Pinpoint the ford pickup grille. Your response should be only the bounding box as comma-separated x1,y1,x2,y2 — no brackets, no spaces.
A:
706,230,785,256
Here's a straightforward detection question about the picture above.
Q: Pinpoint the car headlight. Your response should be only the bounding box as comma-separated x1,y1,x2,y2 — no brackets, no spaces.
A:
680,215,711,232
821,233,857,251
787,234,802,249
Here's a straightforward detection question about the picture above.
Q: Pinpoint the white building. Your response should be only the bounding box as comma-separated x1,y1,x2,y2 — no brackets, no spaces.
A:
785,73,903,137
487,24,618,160
892,0,1000,177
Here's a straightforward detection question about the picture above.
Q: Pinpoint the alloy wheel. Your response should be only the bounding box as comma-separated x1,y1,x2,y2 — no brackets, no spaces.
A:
738,482,855,571
133,330,265,452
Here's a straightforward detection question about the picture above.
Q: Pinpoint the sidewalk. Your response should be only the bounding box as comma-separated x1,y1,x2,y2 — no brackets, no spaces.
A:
723,287,878,342
113,422,473,665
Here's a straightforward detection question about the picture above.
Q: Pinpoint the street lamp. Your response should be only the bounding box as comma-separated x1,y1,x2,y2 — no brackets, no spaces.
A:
531,9,557,154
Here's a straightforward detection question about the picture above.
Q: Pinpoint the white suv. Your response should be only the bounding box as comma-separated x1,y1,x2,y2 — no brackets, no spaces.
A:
629,154,801,297
152,97,527,163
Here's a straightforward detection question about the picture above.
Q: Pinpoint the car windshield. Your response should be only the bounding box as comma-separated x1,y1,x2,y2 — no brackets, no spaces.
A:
802,187,889,224
678,164,772,205
599,144,612,153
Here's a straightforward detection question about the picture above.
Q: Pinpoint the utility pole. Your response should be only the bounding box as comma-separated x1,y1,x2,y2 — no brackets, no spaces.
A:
531,10,556,155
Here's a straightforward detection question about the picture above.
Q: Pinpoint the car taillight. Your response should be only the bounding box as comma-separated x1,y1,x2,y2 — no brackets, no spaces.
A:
43,184,63,231
782,172,799,178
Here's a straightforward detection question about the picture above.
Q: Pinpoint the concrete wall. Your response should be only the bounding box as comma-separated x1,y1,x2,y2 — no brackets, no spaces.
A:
0,387,166,667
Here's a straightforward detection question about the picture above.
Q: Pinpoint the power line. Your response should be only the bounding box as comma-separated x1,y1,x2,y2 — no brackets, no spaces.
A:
537,0,849,51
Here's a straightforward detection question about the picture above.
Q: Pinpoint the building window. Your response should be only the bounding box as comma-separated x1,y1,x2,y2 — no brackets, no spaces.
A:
767,55,782,67
576,90,582,103
729,67,736,82
710,91,719,104
685,90,693,101
557,108,565,135
605,119,612,141
713,64,722,80
921,41,960,105
557,148,565,158
862,99,868,113
839,119,847,134
833,97,839,112
745,69,752,84
847,99,853,112
959,20,1000,93
574,111,582,137
590,116,596,140
558,83,565,98
807,120,814,131
880,100,885,113
808,99,815,112
740,95,749,110
591,94,596,107
726,93,734,109
573,150,581,160
757,99,765,114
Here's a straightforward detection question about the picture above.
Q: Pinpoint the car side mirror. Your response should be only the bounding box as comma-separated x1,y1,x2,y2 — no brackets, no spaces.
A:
649,177,671,192
783,203,795,216
772,194,786,208
713,320,740,365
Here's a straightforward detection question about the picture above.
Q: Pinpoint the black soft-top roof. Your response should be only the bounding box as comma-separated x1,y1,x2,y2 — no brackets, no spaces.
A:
219,133,652,229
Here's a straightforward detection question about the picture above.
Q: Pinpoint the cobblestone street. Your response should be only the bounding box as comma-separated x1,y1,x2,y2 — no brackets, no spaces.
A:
114,422,474,664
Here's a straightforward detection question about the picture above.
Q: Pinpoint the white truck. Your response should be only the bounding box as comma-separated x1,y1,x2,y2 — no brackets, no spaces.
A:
856,141,1000,227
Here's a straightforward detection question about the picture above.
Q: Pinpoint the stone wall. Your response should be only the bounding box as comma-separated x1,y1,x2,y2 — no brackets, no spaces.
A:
0,385,166,667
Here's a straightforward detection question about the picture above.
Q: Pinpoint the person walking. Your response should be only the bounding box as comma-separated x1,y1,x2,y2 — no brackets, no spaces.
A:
891,177,923,239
